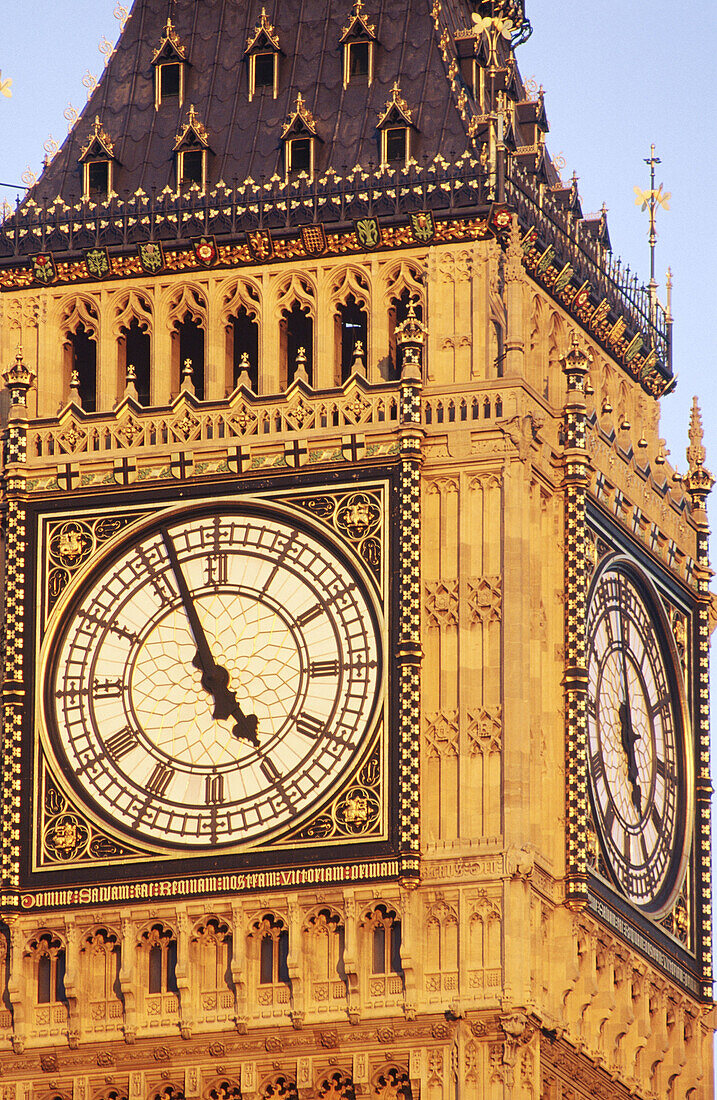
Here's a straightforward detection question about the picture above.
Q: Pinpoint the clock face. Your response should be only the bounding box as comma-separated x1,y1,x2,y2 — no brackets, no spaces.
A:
586,559,692,915
41,501,383,851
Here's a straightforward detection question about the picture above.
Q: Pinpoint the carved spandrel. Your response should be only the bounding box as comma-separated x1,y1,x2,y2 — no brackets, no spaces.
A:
290,488,383,582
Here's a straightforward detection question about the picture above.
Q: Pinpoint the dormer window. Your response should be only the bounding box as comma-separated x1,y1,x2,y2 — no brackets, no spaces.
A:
152,18,188,108
159,63,182,101
88,160,110,199
78,116,116,201
377,84,415,168
180,149,204,187
174,105,211,192
281,94,321,182
340,1,377,87
287,138,311,175
246,8,282,101
384,127,407,165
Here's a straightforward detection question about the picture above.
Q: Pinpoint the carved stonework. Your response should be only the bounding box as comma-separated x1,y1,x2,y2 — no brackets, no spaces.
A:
423,711,459,758
465,576,502,623
466,708,502,754
424,580,459,628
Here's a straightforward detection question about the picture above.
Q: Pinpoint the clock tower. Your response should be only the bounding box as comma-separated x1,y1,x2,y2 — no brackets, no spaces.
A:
0,0,713,1097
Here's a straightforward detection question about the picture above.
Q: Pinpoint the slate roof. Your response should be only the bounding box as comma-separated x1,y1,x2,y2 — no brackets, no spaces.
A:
28,0,506,205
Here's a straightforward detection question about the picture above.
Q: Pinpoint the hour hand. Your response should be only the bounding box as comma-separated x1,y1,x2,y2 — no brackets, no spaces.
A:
619,700,642,815
160,527,260,747
192,653,260,747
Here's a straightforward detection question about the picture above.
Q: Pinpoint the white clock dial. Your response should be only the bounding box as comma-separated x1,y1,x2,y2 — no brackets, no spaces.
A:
586,559,692,915
42,502,383,849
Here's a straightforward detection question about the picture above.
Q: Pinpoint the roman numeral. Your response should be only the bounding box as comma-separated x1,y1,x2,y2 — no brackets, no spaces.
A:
296,604,323,628
205,553,228,586
590,751,605,778
296,712,325,739
146,762,174,797
106,726,138,760
260,758,296,813
205,774,224,805
310,659,340,677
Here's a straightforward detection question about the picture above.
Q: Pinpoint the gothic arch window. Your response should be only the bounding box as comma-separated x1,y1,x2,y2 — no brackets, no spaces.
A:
304,908,346,1004
59,296,100,411
259,1074,298,1100
166,285,207,398
425,901,459,998
317,1072,355,1100
220,278,261,394
27,932,66,1006
281,302,313,389
388,289,423,382
80,926,122,1029
491,320,505,378
120,317,151,405
249,912,290,1014
371,1066,412,1100
205,1081,242,1100
149,1085,184,1100
177,314,205,398
230,307,259,392
138,923,178,1002
190,916,234,1015
365,904,402,977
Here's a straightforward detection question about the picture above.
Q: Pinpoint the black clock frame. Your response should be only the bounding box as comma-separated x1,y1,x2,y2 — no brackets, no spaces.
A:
17,463,405,894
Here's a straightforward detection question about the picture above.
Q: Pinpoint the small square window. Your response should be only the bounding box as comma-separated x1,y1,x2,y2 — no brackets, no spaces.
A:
254,52,275,89
288,138,311,175
87,161,109,199
160,63,181,99
385,127,407,165
348,42,370,81
181,149,204,186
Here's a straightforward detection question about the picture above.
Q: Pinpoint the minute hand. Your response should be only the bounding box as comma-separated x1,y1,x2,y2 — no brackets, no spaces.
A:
160,528,259,746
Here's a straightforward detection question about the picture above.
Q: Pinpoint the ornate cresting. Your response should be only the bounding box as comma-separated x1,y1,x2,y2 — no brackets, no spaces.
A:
683,397,715,999
561,334,593,906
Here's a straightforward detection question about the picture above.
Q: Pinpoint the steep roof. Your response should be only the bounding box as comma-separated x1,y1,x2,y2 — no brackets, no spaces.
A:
29,0,498,204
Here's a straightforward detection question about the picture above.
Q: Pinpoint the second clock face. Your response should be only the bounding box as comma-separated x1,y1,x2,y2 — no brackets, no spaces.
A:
42,501,383,850
586,558,691,915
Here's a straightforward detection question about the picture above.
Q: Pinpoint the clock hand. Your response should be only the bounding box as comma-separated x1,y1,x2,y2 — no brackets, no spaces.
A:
159,527,260,747
617,611,642,815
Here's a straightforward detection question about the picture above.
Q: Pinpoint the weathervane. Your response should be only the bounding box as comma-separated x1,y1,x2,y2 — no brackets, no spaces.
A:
634,144,671,325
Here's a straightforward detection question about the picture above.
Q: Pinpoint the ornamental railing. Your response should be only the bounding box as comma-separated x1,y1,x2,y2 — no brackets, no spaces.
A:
0,151,670,376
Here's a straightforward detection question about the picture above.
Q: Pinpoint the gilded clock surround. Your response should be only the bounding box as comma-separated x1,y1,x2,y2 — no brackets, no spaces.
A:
25,475,404,881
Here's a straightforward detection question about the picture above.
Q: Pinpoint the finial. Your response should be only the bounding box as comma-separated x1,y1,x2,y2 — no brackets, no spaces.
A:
683,397,714,513
124,362,138,401
3,346,36,412
350,340,366,378
687,396,707,471
294,347,309,384
69,368,82,407
236,350,253,390
181,357,195,394
561,331,593,383
634,145,671,324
